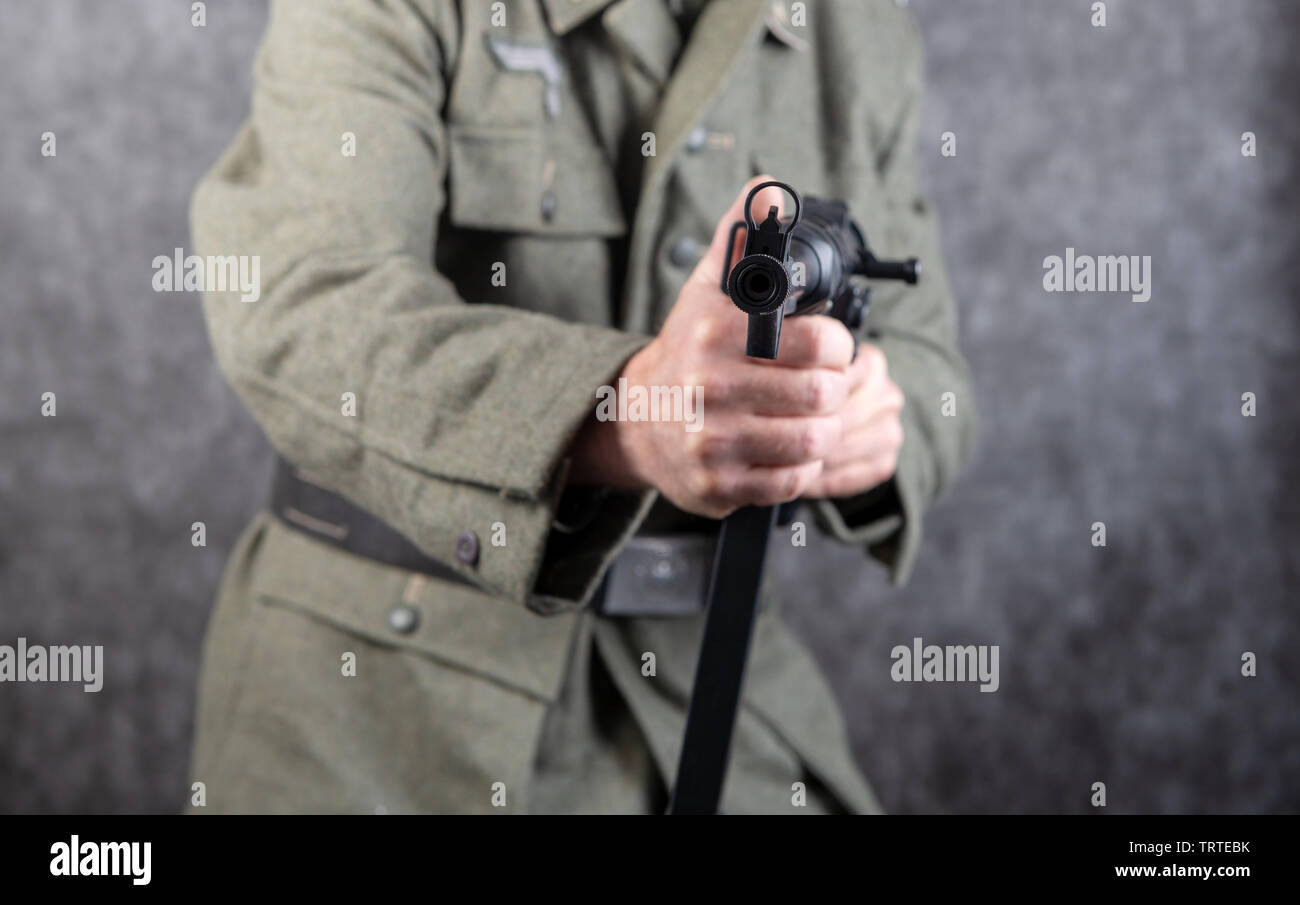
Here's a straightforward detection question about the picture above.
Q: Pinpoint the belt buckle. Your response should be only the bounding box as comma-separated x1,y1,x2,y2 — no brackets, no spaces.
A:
598,534,717,618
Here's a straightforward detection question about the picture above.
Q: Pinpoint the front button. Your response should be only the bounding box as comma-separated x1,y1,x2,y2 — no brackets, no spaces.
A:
669,236,702,268
684,126,708,153
388,604,420,634
456,530,480,565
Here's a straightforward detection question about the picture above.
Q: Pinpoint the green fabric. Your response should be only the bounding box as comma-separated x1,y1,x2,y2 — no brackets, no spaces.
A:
189,0,976,814
189,515,878,813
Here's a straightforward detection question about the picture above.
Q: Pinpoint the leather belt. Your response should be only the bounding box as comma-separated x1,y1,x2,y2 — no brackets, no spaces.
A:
270,458,480,591
269,458,715,617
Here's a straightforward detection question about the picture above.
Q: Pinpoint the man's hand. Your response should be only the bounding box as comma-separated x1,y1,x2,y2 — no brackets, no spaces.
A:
570,176,904,518
804,342,904,500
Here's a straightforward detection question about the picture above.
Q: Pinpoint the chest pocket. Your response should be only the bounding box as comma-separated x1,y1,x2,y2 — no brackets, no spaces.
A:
446,123,627,238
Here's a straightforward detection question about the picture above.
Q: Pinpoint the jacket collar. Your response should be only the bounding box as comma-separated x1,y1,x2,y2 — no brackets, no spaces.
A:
542,0,808,51
540,0,618,35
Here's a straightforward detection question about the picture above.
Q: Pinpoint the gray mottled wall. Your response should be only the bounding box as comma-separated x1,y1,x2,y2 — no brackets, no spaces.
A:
1,0,1296,813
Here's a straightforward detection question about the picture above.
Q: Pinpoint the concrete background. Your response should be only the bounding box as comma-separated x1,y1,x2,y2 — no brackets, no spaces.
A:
1,0,1296,813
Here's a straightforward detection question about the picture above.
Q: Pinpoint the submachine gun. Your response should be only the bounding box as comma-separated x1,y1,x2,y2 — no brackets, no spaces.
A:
669,180,920,814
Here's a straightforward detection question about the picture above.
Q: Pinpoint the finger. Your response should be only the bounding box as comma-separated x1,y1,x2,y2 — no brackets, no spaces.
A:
695,414,843,467
837,377,905,435
726,460,824,508
821,410,904,470
847,342,889,391
707,363,853,416
805,456,896,499
765,316,855,371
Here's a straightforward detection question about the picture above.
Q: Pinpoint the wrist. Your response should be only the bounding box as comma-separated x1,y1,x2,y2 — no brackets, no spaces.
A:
567,345,657,490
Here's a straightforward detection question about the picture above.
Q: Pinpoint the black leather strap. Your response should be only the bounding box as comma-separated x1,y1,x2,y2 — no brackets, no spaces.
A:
271,457,726,618
269,457,480,590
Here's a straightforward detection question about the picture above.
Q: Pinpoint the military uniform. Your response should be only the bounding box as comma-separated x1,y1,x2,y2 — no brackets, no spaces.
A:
188,0,975,814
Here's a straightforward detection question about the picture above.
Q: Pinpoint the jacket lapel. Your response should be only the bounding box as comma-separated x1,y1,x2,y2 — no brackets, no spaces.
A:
601,0,683,86
619,0,768,330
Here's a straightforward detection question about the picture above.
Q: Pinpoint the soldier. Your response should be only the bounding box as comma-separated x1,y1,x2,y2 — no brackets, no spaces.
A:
188,0,975,814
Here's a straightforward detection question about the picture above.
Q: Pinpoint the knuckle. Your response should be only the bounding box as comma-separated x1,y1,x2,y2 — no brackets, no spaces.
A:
704,370,732,405
801,419,836,461
691,317,723,349
703,501,735,519
790,423,820,461
804,370,836,413
805,321,831,363
686,467,717,501
791,462,820,498
861,344,885,374
697,429,729,463
709,470,741,506
707,469,748,508
812,321,850,366
763,468,802,505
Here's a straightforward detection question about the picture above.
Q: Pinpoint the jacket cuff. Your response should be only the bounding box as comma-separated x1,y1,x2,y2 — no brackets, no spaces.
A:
529,482,659,615
415,329,653,610
225,327,656,612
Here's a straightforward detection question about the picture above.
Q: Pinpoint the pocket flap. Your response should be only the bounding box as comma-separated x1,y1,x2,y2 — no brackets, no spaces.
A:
447,123,627,236
250,517,578,703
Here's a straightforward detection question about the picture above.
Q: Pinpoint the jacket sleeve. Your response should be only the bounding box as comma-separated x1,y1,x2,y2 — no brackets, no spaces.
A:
810,9,977,586
192,0,655,613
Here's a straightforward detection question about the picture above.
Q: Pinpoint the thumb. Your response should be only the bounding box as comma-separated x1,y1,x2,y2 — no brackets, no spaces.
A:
689,175,787,293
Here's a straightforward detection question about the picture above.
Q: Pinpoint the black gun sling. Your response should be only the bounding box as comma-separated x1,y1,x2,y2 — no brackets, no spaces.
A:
668,503,779,815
